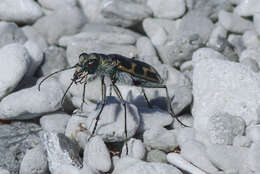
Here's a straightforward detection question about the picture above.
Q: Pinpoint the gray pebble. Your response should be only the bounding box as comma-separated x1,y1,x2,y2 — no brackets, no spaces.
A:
22,26,48,52
19,145,48,174
218,10,254,33
113,157,182,174
228,34,245,56
235,0,260,17
0,122,42,174
121,138,146,160
181,140,219,174
40,112,71,134
81,23,141,40
206,144,248,172
84,136,111,173
138,107,173,133
38,0,77,10
0,43,31,100
33,7,86,44
146,149,167,163
24,41,44,78
147,0,186,19
207,24,228,50
0,78,64,120
59,32,136,47
0,0,43,24
207,114,245,145
0,168,10,174
0,22,27,48
240,49,260,71
42,132,82,174
101,0,152,27
39,46,67,76
143,127,178,152
242,30,260,49
240,57,259,72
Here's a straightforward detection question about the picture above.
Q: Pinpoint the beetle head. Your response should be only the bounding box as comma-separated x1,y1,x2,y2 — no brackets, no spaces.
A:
73,53,100,82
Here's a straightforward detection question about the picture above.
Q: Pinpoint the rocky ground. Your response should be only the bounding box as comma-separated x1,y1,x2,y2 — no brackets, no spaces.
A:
0,0,260,174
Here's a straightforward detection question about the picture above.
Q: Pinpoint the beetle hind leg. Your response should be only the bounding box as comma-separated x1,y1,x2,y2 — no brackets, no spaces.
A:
141,88,153,108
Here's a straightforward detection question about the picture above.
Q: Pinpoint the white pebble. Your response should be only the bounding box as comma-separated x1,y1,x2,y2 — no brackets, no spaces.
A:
0,43,31,100
84,136,111,173
121,138,146,160
219,10,254,33
167,153,208,174
234,0,260,17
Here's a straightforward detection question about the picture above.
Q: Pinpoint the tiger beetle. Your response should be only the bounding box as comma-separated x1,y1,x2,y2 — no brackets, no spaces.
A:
38,53,188,154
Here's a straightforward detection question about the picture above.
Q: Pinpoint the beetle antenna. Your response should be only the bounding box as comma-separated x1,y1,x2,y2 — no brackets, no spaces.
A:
38,65,78,91
61,80,74,105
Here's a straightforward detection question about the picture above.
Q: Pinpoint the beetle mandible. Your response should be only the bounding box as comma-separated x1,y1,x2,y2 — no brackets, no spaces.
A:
38,53,188,154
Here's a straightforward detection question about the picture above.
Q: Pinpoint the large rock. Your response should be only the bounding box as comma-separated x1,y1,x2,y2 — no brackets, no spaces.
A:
0,0,43,24
192,58,260,144
38,0,77,10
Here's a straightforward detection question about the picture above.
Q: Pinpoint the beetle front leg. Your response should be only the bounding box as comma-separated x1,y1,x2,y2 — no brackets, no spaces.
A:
89,76,106,140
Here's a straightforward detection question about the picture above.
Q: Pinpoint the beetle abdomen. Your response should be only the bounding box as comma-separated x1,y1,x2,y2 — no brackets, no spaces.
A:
109,54,163,84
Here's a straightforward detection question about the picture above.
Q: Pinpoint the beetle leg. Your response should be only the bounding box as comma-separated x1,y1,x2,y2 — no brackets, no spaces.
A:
80,80,87,112
109,84,113,96
141,88,153,108
89,76,106,140
163,85,189,127
112,83,128,155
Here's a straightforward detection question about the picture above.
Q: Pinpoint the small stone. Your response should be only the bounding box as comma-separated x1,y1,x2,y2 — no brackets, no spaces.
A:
42,132,82,174
167,153,208,174
240,57,259,72
113,157,182,174
40,112,71,134
0,43,31,100
0,122,42,174
146,149,167,163
0,78,64,120
242,30,260,49
66,41,137,66
147,0,186,19
0,22,27,48
81,23,141,40
206,144,248,171
228,34,245,55
254,13,260,36
233,135,252,147
24,41,44,77
101,0,152,27
143,127,178,152
218,10,254,33
38,0,77,10
59,32,136,47
33,7,86,44
22,26,48,52
193,58,260,144
121,138,146,160
181,140,219,174
248,142,260,173
207,24,228,50
0,0,43,24
138,107,173,132
207,114,246,145
239,49,260,70
247,125,260,142
19,145,48,174
39,46,67,76
136,37,161,66
84,136,111,173
176,127,195,147
234,0,260,17
0,168,10,174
